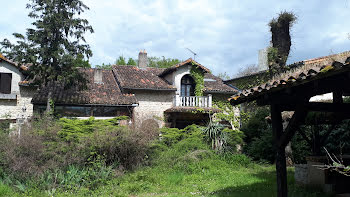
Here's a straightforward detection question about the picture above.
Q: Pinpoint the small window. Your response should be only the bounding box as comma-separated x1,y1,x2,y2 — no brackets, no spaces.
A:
0,73,12,94
180,75,195,97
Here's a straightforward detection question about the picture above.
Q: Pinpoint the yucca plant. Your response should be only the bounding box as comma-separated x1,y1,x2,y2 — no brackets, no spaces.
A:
202,121,228,152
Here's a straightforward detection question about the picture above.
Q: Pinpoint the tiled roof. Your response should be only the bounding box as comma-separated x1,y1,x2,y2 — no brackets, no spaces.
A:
112,64,236,93
159,58,210,77
32,68,137,105
164,106,221,113
0,53,29,71
225,51,350,84
204,73,238,94
230,53,350,105
112,65,176,91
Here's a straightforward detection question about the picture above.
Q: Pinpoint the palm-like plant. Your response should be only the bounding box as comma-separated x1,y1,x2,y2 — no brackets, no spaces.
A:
202,121,228,152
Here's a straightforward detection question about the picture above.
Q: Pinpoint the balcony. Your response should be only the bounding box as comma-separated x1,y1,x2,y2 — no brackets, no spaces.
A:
174,94,212,107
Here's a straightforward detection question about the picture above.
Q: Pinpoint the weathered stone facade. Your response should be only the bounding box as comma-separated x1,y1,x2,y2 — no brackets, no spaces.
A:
0,61,35,124
132,90,173,128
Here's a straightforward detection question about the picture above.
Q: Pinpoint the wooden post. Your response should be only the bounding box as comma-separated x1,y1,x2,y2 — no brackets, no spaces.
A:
271,104,288,197
333,90,343,104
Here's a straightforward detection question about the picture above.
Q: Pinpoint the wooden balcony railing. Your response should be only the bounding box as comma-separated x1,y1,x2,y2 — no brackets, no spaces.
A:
174,94,212,107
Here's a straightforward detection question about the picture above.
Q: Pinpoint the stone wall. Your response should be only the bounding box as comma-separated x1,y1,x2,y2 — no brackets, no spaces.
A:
0,61,35,121
132,90,174,128
0,61,22,93
0,86,35,120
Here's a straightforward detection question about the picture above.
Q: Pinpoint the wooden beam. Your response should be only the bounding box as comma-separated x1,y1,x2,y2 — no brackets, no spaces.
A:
298,129,312,146
278,107,308,148
281,102,350,112
333,90,343,104
271,104,288,197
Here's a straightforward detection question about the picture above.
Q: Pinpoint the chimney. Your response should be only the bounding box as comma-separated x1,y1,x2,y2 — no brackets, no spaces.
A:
138,50,148,68
94,69,103,84
258,48,268,71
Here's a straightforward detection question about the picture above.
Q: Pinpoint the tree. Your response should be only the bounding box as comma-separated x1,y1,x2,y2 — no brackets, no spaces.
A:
267,11,297,76
148,56,181,68
116,56,126,65
217,72,231,80
235,64,260,78
95,63,112,70
73,53,92,68
127,58,136,66
0,0,93,113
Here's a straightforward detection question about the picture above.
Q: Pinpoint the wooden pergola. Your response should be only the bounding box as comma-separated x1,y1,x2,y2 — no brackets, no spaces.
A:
230,57,350,197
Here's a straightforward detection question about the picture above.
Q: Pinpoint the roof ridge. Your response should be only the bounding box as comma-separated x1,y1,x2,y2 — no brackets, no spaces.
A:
303,50,350,63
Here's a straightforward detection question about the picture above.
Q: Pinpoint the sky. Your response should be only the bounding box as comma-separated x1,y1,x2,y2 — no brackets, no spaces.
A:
1,0,350,77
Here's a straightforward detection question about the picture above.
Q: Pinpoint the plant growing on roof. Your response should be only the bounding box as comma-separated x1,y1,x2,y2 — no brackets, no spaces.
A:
190,62,204,96
0,0,93,113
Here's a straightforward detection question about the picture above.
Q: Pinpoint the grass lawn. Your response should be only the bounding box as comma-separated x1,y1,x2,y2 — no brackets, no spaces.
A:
1,130,332,197
51,165,330,197
52,148,330,197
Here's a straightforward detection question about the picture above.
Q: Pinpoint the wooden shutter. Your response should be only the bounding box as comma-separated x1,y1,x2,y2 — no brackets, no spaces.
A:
0,73,12,94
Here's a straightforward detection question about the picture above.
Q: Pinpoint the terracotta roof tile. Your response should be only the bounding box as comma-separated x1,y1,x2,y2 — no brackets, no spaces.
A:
0,53,29,71
230,53,350,105
32,68,137,105
112,65,176,91
203,73,238,94
159,58,210,76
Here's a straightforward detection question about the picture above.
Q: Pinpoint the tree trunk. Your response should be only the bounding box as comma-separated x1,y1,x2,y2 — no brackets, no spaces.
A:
46,90,52,115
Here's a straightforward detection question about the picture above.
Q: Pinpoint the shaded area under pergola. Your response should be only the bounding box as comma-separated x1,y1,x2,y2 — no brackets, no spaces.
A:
230,58,350,197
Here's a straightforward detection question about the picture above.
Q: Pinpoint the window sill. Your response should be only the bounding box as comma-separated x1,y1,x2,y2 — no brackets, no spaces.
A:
0,93,17,100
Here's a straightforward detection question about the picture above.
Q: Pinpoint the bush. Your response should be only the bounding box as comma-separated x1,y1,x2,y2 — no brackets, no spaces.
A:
0,116,154,191
324,120,350,155
245,126,275,163
80,126,151,169
241,108,274,163
159,124,203,147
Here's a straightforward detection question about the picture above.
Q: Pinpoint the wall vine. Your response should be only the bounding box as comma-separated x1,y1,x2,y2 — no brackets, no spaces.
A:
212,96,239,130
190,63,204,96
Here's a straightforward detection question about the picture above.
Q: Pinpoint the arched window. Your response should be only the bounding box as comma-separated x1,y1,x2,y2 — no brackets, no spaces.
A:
181,75,195,97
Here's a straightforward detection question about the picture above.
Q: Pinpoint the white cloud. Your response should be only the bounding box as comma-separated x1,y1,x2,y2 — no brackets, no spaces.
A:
1,0,350,77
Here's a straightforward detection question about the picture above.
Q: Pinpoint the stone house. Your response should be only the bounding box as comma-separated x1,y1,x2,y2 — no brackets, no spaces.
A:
0,54,35,129
32,51,238,129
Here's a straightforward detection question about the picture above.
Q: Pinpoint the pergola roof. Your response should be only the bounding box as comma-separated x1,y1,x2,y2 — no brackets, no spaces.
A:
229,53,350,197
230,56,350,106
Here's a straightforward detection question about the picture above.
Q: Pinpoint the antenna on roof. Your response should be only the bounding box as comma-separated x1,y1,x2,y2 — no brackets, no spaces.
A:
186,48,197,60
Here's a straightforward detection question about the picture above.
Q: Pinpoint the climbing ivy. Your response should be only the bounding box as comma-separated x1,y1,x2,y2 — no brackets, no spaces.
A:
190,63,204,96
212,96,239,130
267,47,279,65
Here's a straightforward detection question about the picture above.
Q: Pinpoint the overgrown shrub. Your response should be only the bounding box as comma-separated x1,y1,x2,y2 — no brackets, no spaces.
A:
241,107,274,162
0,116,153,191
324,120,350,155
245,126,275,163
159,124,203,146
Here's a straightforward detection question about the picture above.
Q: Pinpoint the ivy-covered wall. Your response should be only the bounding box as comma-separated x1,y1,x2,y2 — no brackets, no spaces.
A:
190,64,204,96
211,94,240,130
226,71,270,90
